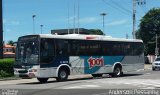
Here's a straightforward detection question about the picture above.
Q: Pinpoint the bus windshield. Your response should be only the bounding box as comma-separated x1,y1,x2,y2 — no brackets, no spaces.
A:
16,36,39,65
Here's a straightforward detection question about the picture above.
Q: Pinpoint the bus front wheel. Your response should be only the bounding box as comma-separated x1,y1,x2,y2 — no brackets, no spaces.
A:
56,69,68,82
37,78,48,83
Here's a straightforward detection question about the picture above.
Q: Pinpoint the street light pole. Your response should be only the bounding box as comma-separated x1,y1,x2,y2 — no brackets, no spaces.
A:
100,12,106,34
32,15,36,34
132,0,136,39
0,0,3,59
73,0,76,34
40,25,43,34
77,0,80,34
155,34,159,58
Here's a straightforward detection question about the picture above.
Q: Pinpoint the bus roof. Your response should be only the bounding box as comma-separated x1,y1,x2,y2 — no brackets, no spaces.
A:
24,34,143,43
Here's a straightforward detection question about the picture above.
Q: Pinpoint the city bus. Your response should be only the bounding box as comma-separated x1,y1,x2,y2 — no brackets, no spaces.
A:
14,34,144,83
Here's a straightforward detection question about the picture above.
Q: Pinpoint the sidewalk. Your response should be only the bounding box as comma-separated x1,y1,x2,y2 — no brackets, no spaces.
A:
144,64,152,70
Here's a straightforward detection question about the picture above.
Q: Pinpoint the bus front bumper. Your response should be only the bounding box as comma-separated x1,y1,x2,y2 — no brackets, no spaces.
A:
14,69,37,79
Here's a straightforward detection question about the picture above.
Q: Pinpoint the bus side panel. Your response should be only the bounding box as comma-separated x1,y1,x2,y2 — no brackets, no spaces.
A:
122,55,144,72
83,56,124,74
69,56,85,75
39,56,69,78
70,56,124,75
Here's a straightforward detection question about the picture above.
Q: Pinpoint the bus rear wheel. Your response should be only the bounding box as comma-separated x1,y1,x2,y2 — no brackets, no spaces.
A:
56,69,68,82
110,66,122,77
92,74,103,77
37,78,49,83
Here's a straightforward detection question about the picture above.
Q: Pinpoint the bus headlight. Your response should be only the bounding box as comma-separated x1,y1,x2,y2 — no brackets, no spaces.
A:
28,73,35,77
14,70,18,73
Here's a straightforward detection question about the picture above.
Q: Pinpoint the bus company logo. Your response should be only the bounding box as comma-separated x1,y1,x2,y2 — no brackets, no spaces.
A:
87,56,104,69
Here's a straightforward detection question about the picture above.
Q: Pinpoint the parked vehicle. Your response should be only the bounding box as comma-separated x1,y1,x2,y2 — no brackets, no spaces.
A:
152,57,160,71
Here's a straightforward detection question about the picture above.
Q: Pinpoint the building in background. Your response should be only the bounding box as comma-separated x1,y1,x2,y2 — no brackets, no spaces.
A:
3,44,15,58
51,28,91,35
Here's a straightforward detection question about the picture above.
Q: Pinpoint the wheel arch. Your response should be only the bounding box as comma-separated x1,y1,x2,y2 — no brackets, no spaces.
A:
56,64,71,77
112,62,123,72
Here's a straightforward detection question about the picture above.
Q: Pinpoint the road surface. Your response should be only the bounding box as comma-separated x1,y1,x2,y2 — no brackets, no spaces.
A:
0,66,160,95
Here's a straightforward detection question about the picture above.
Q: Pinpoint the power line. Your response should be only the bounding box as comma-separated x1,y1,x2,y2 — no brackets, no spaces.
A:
127,0,145,18
138,5,146,14
102,0,132,16
123,0,143,19
110,0,132,14
138,0,147,14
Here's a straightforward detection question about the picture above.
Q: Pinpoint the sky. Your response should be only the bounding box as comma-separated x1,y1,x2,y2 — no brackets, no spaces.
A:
2,0,160,43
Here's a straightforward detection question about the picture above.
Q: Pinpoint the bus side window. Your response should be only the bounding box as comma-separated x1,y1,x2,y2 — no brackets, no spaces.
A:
56,42,62,55
55,39,68,55
71,40,79,56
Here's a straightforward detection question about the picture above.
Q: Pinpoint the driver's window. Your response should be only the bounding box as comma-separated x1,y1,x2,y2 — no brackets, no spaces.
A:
40,38,55,63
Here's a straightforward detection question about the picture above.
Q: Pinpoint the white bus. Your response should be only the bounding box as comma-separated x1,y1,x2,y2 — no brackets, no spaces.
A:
14,34,144,83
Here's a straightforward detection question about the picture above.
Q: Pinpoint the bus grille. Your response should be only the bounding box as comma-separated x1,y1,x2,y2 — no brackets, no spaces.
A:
18,70,28,73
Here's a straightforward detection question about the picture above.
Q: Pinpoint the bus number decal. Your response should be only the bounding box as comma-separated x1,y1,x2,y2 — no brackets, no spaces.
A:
88,56,104,69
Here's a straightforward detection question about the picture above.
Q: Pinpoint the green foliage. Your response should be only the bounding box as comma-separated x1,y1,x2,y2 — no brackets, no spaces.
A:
0,58,15,77
7,40,15,46
89,29,105,35
136,8,160,55
0,70,10,77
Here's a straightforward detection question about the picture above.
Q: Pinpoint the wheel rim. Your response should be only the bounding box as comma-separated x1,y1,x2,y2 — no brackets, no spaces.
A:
115,68,121,76
60,71,66,79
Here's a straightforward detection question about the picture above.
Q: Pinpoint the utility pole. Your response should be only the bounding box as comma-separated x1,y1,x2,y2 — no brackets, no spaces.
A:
0,0,3,59
67,0,70,34
73,0,80,34
132,0,146,39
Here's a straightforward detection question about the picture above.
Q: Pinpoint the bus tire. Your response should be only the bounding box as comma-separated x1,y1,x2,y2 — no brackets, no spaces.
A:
111,66,122,77
37,78,48,83
91,74,103,77
56,69,68,82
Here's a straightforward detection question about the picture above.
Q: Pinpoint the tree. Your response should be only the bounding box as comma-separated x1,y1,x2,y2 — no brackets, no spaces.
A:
89,29,104,35
7,40,14,46
136,8,160,55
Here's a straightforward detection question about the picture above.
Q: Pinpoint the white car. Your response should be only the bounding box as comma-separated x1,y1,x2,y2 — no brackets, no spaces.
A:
152,57,160,71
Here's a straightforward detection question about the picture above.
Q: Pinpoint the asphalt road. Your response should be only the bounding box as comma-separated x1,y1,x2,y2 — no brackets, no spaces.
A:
0,66,160,95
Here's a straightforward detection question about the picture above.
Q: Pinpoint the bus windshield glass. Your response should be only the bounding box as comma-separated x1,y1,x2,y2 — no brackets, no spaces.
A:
16,36,39,65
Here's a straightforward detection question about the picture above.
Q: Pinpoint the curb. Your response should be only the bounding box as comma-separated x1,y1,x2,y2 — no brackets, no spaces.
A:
0,77,20,81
